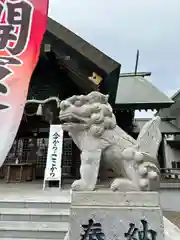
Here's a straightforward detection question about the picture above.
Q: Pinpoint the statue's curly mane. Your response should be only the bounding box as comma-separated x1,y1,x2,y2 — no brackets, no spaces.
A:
77,92,117,137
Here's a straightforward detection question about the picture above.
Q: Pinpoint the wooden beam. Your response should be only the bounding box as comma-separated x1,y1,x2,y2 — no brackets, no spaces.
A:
120,72,151,77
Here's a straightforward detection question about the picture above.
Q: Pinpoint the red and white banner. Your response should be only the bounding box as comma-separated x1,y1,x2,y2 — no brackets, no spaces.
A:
0,0,49,167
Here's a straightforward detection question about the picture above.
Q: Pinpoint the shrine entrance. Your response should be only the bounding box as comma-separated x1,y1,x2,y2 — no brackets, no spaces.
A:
0,17,121,185
1,115,80,184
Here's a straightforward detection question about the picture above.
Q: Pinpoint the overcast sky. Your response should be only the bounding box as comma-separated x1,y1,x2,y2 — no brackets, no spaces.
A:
49,0,180,118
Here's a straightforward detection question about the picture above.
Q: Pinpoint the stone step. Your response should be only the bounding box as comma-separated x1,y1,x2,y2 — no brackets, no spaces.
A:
0,208,70,222
164,211,180,228
0,198,70,209
0,221,69,239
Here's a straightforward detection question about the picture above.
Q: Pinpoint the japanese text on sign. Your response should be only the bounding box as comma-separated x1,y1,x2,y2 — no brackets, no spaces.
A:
45,125,63,182
0,0,33,110
50,132,60,178
80,219,157,240
81,219,105,240
124,219,157,240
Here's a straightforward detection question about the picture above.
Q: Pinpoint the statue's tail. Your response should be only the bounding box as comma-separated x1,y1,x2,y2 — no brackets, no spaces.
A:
137,116,162,162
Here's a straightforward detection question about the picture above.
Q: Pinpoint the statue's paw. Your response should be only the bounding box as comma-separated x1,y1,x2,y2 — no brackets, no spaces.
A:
138,162,159,180
71,179,95,191
147,170,158,180
139,178,149,190
71,179,87,191
110,178,139,192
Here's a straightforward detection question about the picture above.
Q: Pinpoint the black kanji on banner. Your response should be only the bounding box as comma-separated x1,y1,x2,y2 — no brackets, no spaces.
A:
0,0,33,111
0,63,10,109
81,219,105,240
0,56,21,66
124,220,157,240
0,1,33,55
0,66,10,94
0,103,8,110
0,56,21,109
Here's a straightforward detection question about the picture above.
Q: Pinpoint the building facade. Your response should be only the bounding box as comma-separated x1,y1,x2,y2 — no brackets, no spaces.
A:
0,17,174,183
158,90,180,172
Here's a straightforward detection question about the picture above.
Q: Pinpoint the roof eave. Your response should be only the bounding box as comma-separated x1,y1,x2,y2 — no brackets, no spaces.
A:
171,89,180,100
114,101,174,110
120,72,151,77
134,119,180,134
46,17,121,75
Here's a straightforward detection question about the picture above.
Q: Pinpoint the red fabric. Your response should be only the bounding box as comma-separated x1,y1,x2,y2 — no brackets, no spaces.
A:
0,0,49,166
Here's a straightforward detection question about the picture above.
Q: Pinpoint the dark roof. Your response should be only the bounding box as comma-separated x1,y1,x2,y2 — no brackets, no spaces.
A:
115,75,173,110
46,18,120,75
157,88,180,118
134,118,180,134
172,89,180,101
157,104,180,118
167,140,180,149
42,17,121,102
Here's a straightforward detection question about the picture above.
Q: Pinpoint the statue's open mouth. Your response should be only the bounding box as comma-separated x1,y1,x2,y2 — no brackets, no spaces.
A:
60,114,86,124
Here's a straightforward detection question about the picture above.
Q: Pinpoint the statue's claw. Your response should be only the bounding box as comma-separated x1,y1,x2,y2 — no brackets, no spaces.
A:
71,179,87,191
110,178,140,192
71,179,95,191
112,148,160,191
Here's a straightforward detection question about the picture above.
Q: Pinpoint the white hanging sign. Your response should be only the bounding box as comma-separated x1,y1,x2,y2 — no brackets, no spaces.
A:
43,124,63,189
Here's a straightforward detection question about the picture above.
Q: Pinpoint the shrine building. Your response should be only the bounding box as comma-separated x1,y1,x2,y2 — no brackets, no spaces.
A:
1,17,177,183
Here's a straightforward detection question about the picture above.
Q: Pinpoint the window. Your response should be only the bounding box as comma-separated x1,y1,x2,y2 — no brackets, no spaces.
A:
172,161,180,169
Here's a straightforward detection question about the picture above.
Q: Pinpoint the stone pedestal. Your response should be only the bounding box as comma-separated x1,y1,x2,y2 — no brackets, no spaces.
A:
69,191,164,240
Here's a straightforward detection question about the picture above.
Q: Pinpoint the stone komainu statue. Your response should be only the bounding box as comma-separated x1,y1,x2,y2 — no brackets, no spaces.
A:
59,91,162,191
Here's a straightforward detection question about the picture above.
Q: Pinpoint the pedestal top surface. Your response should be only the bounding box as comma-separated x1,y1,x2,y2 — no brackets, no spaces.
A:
71,191,160,207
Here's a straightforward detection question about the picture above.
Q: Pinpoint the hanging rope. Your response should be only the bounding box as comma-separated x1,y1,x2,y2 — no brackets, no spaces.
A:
24,97,61,117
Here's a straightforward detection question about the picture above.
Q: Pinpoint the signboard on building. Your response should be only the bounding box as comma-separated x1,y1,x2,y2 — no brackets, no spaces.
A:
43,124,63,189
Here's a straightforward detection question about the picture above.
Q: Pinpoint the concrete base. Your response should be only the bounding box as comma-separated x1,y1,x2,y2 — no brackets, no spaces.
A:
69,191,164,240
